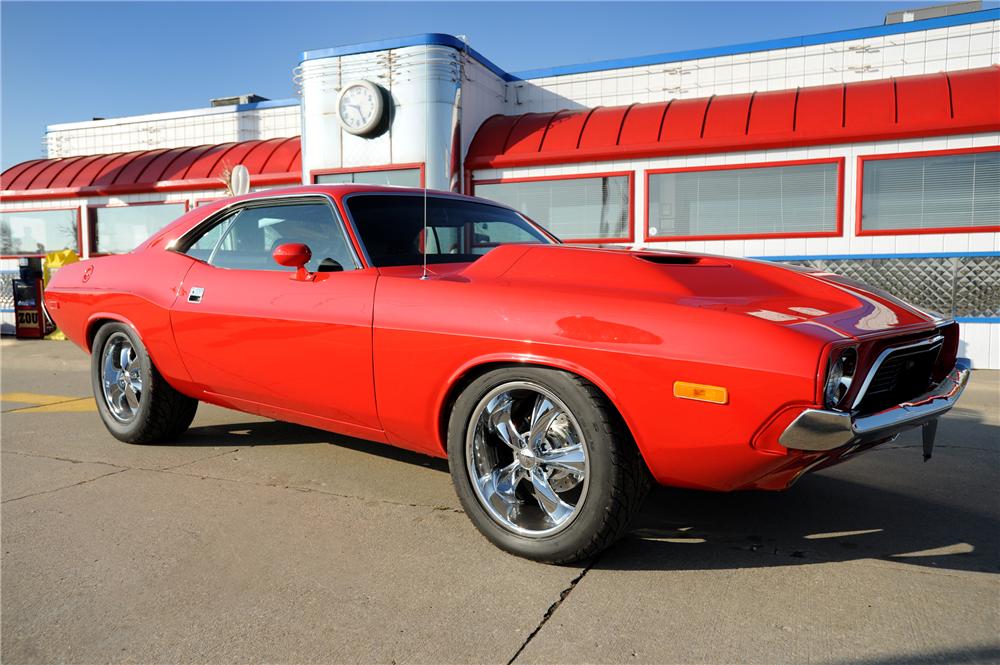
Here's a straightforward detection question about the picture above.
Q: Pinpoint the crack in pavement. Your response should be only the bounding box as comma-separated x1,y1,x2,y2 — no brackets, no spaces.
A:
2,449,127,470
1,468,129,504
2,447,461,513
507,559,596,665
159,463,464,513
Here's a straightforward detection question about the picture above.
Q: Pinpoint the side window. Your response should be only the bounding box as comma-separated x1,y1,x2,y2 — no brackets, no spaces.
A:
184,201,357,273
185,212,237,261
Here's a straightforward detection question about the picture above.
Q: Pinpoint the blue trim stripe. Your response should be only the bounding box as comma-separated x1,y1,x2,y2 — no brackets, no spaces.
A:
301,33,516,81
0,308,13,313
756,251,1000,262
234,98,300,111
956,318,1000,324
514,9,1000,80
300,9,999,83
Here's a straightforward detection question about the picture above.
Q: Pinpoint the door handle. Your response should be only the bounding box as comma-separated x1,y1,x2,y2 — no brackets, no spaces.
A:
187,287,205,304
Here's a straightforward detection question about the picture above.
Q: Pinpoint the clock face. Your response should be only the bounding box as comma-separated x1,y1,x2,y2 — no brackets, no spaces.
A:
337,81,384,136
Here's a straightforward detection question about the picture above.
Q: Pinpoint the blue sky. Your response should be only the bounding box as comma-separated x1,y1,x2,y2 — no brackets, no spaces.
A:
1,1,988,169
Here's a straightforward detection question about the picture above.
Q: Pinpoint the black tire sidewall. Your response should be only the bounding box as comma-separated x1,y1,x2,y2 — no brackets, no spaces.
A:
91,322,156,442
448,367,622,562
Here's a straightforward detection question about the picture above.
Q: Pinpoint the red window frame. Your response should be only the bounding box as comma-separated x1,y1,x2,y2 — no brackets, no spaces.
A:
310,163,426,186
193,196,225,207
87,199,190,256
856,145,1000,237
0,205,83,259
470,171,635,244
644,157,845,242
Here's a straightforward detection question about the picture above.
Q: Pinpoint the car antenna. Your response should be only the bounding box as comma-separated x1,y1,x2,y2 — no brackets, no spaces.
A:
420,49,430,281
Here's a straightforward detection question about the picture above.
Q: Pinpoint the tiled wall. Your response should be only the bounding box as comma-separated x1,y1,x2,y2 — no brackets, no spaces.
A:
45,105,301,158
508,20,1000,113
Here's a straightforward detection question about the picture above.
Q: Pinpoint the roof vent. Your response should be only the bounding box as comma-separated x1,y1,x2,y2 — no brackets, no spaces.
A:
210,94,270,107
885,1,981,23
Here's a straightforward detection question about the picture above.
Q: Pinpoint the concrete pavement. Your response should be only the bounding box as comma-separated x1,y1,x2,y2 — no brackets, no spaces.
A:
2,339,998,664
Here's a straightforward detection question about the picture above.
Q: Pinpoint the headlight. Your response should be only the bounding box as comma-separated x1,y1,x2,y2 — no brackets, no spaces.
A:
824,347,858,409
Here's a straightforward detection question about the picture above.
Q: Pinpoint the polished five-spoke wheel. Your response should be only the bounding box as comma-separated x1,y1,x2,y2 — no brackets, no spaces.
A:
467,382,590,536
449,367,649,564
91,322,199,444
101,332,143,422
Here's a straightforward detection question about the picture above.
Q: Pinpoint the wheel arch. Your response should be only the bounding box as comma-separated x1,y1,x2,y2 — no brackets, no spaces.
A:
85,313,141,353
435,354,642,460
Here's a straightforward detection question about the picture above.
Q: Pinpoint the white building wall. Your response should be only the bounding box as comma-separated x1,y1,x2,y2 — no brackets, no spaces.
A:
508,19,1000,113
45,104,300,158
298,45,463,190
459,54,508,172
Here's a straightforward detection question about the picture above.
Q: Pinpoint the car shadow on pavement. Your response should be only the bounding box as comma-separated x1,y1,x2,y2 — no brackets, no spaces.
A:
176,420,451,472
174,418,996,575
613,470,998,575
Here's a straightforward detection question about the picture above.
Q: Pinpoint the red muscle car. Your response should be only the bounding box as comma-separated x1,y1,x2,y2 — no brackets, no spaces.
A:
45,185,971,563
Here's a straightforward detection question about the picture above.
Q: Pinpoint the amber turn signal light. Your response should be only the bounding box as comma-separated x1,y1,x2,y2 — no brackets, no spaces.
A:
673,381,728,405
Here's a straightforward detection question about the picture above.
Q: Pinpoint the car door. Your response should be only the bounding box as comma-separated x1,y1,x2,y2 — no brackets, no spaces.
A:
169,196,382,440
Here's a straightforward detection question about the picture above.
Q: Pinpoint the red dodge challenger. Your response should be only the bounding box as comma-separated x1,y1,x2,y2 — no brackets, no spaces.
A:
45,184,971,563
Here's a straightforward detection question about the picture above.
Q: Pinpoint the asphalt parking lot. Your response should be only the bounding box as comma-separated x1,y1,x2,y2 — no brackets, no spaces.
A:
1,338,998,665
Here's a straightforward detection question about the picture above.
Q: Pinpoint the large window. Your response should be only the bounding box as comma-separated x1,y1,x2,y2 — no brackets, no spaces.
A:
0,208,79,256
91,202,187,254
183,200,357,273
474,174,632,242
647,160,841,240
314,167,422,188
859,149,1000,234
346,194,550,267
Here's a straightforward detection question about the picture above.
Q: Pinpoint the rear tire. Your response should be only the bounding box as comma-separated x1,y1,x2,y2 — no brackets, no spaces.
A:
91,322,198,444
448,366,649,564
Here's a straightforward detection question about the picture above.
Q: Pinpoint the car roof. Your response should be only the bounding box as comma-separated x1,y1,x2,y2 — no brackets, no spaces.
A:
141,183,521,254
234,183,486,203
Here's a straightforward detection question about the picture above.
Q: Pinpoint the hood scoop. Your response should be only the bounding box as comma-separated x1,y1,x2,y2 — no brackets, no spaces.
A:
634,253,728,267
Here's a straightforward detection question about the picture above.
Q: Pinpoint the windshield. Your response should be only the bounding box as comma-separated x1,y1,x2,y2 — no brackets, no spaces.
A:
345,194,553,267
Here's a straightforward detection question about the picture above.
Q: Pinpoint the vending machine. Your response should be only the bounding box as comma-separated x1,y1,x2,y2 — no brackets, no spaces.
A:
12,257,52,339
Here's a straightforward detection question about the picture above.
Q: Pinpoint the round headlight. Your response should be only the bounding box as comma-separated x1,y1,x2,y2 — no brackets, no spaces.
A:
824,347,858,409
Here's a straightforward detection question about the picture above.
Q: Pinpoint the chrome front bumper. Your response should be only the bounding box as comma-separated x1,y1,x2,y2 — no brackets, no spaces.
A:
779,360,971,452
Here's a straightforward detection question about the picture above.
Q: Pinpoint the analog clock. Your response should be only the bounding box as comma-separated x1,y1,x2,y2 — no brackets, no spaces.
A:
337,80,385,136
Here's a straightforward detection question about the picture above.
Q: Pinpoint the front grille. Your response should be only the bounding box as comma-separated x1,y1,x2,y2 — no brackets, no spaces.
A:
855,339,943,414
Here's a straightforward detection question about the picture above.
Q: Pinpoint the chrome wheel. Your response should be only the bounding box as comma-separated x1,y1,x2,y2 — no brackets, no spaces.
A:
100,332,142,422
466,381,590,537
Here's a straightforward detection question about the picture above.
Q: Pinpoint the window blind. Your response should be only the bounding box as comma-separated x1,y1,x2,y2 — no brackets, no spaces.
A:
475,175,630,241
648,162,839,238
861,151,1000,231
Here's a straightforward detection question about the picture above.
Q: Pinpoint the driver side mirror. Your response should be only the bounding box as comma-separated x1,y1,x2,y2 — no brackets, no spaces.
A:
272,243,313,281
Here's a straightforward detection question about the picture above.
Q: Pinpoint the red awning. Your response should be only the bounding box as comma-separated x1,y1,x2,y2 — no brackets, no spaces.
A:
1,137,302,201
466,66,1000,170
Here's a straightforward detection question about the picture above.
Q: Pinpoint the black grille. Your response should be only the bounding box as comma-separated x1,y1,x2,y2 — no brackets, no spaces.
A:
855,341,942,414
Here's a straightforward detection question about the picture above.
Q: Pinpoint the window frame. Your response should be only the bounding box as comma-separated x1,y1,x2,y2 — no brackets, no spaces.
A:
88,199,190,256
310,163,426,187
855,145,1000,237
644,157,845,243
172,193,364,272
470,170,635,244
0,205,83,259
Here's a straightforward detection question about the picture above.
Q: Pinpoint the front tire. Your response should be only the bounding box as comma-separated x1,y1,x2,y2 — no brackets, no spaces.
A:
91,322,198,444
448,367,649,564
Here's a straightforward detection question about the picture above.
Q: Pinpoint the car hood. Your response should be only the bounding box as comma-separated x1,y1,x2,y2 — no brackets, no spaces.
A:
466,244,944,340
